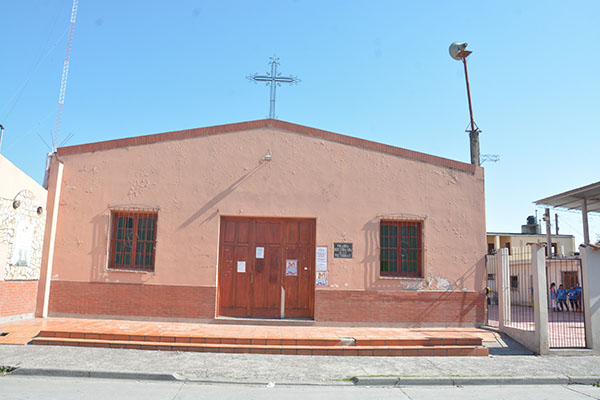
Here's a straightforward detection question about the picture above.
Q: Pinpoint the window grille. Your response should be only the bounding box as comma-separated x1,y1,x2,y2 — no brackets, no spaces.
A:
380,219,423,277
108,209,158,271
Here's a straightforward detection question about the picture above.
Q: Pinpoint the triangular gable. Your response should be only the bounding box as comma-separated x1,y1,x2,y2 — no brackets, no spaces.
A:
57,119,477,174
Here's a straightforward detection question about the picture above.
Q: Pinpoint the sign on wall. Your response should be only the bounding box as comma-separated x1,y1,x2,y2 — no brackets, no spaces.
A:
316,271,328,286
333,243,353,259
316,246,327,271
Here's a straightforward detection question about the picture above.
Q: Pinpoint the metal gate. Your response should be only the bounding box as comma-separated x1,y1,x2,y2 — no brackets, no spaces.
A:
485,253,499,328
546,256,586,348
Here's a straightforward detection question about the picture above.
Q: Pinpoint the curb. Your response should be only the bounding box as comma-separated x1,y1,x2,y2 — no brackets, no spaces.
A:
352,376,600,386
10,368,177,381
6,369,599,387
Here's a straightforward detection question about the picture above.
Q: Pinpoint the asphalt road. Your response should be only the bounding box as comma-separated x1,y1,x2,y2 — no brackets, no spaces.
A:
1,376,599,400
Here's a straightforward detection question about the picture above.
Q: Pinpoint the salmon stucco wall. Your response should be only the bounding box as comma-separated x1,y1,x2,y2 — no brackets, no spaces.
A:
45,121,486,323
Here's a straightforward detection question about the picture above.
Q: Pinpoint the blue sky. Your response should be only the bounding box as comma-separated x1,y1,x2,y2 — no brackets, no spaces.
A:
1,0,598,245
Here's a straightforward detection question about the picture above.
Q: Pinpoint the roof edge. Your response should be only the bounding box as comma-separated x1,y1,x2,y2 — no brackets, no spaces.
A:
534,181,600,205
57,119,478,174
487,232,575,238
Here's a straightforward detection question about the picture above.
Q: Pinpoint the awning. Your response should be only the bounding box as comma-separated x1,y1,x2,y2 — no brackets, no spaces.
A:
535,181,600,213
534,181,600,244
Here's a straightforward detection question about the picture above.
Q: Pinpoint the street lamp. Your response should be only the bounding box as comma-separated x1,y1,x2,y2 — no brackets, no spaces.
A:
449,42,481,166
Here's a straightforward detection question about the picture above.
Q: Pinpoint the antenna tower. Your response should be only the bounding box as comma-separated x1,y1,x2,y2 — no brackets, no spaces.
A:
52,0,78,151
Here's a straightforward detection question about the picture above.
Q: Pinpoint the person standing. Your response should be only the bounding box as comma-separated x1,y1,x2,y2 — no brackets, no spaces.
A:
550,282,557,312
574,283,582,312
557,284,569,312
568,286,578,311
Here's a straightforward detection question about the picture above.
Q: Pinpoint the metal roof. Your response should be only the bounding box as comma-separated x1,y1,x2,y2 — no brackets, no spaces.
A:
534,181,600,213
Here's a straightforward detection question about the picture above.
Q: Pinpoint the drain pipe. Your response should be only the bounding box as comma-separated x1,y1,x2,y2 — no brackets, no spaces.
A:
0,124,4,153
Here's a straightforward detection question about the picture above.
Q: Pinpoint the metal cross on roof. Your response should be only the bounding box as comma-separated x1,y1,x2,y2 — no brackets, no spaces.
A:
247,56,300,119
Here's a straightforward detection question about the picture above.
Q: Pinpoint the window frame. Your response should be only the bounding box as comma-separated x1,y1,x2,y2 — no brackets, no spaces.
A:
379,219,424,278
108,209,158,272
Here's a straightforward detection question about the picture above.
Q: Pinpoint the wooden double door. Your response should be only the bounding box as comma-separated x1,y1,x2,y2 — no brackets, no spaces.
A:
218,216,316,319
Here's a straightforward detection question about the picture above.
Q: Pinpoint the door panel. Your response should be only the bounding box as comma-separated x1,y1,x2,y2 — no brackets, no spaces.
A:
284,220,315,318
218,219,251,317
284,245,299,310
219,245,234,309
233,245,250,309
252,222,281,317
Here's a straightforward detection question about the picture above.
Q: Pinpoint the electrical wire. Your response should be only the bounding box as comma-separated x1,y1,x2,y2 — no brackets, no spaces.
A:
0,3,68,122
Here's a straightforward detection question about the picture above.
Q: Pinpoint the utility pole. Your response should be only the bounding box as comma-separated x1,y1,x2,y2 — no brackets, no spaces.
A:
555,213,559,235
544,208,552,258
449,42,481,166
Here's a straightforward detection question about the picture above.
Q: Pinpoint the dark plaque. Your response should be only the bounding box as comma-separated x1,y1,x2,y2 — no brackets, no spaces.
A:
333,243,353,258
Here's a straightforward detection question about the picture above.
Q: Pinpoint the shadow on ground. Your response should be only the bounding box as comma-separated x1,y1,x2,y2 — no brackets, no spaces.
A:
480,327,535,356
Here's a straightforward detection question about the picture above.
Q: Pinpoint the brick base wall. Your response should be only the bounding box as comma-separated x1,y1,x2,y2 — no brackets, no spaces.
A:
46,283,484,325
315,290,485,325
0,280,38,318
48,281,216,319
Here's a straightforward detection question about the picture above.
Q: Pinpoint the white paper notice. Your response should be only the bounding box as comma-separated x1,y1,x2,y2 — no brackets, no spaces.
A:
237,261,246,273
316,246,328,271
255,247,265,259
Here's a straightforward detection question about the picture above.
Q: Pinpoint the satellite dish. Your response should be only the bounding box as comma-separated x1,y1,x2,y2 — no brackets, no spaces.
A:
449,42,468,60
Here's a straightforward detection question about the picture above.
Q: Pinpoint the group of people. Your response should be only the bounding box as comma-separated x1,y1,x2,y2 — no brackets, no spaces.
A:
550,282,582,312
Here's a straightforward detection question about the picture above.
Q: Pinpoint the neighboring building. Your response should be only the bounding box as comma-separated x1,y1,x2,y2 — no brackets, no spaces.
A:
37,119,487,326
0,154,47,321
487,225,576,258
486,219,578,307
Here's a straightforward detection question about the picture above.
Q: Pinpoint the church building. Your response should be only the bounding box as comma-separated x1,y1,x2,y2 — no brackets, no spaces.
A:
36,119,487,326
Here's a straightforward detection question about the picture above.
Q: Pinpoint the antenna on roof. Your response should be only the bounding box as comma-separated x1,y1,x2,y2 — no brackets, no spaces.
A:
52,0,78,152
44,0,78,189
480,154,499,164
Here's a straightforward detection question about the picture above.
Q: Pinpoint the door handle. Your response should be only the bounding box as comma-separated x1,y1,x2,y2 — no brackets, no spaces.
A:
250,273,254,284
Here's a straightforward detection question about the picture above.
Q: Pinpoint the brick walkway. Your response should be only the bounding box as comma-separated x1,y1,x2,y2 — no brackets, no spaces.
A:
0,317,498,345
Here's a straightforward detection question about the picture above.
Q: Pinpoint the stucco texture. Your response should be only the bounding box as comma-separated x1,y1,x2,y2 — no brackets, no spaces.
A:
48,124,486,296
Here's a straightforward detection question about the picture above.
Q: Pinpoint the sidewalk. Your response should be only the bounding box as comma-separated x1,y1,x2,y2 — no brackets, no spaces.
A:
1,328,599,386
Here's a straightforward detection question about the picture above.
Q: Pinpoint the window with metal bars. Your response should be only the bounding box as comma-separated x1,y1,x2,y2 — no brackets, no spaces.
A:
109,210,158,271
380,220,423,277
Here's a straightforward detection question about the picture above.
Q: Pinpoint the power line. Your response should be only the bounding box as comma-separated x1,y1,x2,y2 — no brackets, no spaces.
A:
0,5,67,121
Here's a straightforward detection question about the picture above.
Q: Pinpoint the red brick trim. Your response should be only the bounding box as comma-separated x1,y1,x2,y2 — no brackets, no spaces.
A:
57,119,477,174
315,289,485,325
48,281,216,319
0,280,38,318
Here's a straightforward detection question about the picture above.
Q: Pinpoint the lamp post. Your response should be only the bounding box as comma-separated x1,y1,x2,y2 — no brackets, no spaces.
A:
449,42,481,166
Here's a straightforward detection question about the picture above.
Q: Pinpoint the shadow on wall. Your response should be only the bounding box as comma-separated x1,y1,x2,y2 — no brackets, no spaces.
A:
360,217,487,324
177,161,267,230
361,218,379,290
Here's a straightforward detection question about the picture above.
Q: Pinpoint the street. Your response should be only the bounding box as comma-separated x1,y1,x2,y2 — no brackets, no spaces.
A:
1,376,599,400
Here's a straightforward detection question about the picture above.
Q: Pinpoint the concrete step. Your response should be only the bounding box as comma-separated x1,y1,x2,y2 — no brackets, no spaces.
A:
31,336,488,356
36,330,483,347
